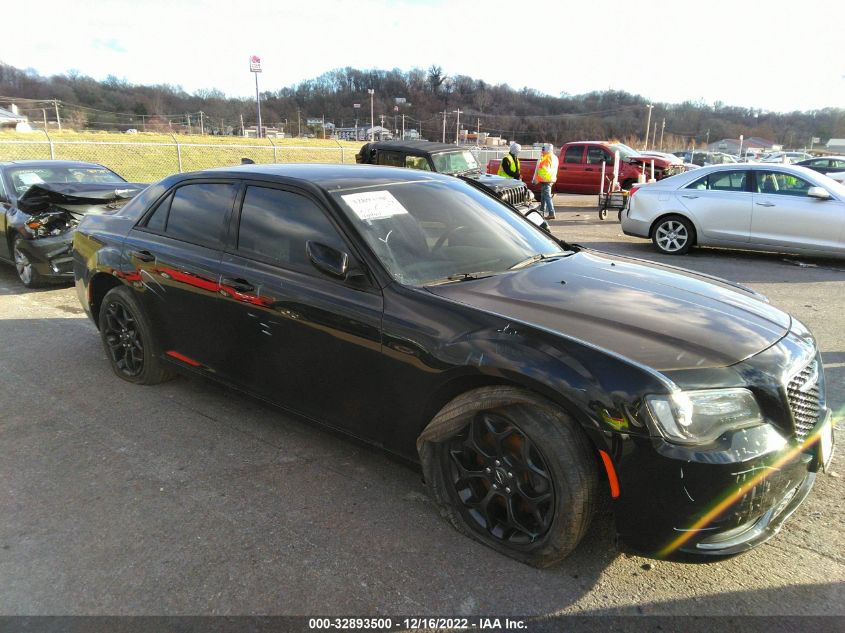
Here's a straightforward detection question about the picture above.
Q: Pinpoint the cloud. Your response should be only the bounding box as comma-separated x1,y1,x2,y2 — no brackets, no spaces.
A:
93,39,127,54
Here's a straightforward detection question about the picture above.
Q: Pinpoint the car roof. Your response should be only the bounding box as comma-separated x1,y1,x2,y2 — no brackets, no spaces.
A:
798,155,845,162
200,162,454,191
360,140,468,154
0,160,113,169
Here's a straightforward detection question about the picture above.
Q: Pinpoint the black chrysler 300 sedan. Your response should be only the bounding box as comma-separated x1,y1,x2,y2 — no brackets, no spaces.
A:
73,164,834,566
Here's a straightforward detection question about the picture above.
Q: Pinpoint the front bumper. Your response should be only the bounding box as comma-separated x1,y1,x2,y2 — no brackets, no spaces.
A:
16,232,74,278
613,408,833,557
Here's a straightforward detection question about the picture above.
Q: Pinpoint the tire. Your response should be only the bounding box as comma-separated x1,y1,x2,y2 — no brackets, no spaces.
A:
420,387,598,567
13,236,43,288
651,214,694,255
98,286,173,385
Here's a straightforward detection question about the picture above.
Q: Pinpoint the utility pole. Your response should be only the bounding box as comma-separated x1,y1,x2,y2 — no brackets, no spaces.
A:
652,121,657,149
476,118,480,145
240,114,245,137
643,104,654,150
41,108,47,130
442,110,447,143
199,111,204,135
185,113,191,134
297,109,301,137
141,115,146,133
401,114,405,140
659,118,665,150
453,109,463,145
322,115,326,139
53,99,61,131
250,55,263,138
368,89,375,141
379,114,385,139
353,102,360,140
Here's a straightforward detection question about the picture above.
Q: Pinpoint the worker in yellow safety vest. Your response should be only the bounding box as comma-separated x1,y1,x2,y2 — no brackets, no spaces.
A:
497,142,522,179
532,143,558,219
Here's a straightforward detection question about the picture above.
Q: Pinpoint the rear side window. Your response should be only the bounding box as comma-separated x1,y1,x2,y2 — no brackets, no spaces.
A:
146,183,237,248
236,186,346,274
564,146,583,164
377,151,404,167
686,170,747,192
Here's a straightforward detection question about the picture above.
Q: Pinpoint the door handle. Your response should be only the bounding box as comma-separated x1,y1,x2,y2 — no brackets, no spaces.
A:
681,195,699,199
221,277,255,293
755,202,775,207
131,250,155,262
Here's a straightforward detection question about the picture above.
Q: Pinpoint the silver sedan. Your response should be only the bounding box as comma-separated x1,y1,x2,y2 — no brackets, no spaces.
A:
621,164,845,258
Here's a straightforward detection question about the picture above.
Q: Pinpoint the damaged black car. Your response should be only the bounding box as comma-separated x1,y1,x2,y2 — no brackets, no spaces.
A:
0,160,144,287
73,165,834,566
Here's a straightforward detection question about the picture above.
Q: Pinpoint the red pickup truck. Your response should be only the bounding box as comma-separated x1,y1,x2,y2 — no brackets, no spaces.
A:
487,141,684,194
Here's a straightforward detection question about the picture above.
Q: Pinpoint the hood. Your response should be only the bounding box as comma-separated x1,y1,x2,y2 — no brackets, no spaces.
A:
427,251,790,371
17,182,145,213
629,155,672,169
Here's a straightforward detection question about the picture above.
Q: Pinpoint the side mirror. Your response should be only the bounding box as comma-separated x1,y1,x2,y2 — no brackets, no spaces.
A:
807,186,831,200
306,241,354,279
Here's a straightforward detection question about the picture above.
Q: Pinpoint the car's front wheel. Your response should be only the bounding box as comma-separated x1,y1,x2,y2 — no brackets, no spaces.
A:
652,215,694,255
421,387,598,567
99,286,173,385
13,236,43,288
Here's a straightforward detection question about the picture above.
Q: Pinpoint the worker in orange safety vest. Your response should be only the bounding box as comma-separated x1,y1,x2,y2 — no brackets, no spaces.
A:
532,143,558,219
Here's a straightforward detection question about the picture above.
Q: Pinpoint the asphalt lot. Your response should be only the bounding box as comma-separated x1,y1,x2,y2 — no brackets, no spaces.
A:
1,194,843,617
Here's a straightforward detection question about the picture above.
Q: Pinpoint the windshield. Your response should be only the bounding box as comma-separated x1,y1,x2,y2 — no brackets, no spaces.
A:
431,150,480,174
609,143,641,160
331,179,567,286
6,165,125,197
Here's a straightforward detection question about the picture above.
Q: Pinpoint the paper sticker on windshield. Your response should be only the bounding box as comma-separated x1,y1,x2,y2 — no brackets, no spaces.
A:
17,172,45,185
342,191,408,221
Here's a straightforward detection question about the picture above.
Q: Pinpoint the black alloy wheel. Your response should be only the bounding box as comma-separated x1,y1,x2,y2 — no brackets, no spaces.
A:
446,412,555,545
423,387,599,567
98,286,173,385
102,300,144,378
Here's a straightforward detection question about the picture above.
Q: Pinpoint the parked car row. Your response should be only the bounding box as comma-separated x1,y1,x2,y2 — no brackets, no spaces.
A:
487,141,686,193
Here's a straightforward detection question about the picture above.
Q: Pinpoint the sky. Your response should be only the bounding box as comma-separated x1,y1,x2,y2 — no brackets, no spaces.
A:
3,0,844,113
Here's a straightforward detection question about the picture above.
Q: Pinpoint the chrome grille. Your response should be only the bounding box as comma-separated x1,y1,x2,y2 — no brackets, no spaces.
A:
500,186,527,206
786,359,821,442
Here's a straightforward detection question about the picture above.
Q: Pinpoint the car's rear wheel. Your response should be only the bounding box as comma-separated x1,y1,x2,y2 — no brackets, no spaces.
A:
652,215,694,255
13,236,43,288
421,387,598,567
99,286,173,385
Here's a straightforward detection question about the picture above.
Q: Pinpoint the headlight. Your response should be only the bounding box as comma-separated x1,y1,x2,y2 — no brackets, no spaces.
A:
645,389,763,445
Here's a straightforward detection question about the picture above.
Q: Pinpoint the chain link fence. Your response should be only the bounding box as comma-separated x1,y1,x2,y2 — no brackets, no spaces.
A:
0,134,542,183
0,134,358,182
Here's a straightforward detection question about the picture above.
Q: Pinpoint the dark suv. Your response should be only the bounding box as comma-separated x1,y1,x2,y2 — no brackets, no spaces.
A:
73,164,833,566
356,140,545,229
